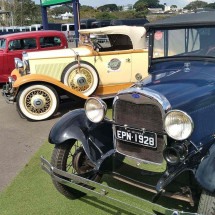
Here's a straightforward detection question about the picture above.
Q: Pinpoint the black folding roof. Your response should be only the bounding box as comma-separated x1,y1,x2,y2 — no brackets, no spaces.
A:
145,11,215,29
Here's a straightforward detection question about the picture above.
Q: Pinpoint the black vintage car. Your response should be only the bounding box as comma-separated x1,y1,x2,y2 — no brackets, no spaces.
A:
41,12,215,215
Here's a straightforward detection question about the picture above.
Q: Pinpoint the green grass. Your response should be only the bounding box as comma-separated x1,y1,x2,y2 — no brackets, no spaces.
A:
0,142,156,215
0,143,128,215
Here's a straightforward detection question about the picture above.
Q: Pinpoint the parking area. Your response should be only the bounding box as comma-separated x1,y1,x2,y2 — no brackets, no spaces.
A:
0,84,81,192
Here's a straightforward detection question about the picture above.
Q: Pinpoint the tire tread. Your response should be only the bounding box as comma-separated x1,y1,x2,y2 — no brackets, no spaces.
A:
198,190,215,215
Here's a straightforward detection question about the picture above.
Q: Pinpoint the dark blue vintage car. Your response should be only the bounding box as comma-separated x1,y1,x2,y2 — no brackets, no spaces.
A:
41,12,215,215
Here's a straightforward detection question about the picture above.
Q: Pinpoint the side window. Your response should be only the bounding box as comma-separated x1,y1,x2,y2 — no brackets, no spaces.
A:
9,38,37,51
23,38,37,49
61,25,67,31
40,36,62,48
8,40,22,50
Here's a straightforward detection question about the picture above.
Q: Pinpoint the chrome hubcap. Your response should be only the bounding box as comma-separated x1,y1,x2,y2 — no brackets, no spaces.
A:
25,89,52,115
68,68,93,92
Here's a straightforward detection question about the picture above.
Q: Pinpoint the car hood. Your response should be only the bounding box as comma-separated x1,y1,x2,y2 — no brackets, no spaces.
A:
26,47,92,60
139,60,215,142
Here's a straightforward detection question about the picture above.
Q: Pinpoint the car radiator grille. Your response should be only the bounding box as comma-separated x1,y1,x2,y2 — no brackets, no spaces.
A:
114,99,165,164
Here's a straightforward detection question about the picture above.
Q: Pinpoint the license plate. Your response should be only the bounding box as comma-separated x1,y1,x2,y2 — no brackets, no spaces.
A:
115,125,157,149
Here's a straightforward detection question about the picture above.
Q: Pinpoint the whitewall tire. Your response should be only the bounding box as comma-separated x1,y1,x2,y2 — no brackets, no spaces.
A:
17,84,59,121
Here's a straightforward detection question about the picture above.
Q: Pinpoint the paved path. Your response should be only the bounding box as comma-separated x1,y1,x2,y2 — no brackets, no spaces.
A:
0,84,80,192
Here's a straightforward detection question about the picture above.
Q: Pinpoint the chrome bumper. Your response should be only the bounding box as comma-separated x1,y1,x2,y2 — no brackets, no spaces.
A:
40,156,198,215
2,76,15,104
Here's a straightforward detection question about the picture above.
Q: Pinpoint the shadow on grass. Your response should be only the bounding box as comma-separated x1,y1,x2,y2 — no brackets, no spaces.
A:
99,175,198,214
81,196,137,215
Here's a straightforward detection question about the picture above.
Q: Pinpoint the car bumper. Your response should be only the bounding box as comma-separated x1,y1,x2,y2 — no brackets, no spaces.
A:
40,156,198,215
2,76,16,103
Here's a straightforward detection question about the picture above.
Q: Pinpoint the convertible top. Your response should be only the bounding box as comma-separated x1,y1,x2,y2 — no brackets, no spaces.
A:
145,11,215,29
79,25,147,49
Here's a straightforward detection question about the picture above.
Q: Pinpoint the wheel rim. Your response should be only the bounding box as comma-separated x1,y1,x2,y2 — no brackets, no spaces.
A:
67,68,94,93
24,88,52,115
66,141,94,175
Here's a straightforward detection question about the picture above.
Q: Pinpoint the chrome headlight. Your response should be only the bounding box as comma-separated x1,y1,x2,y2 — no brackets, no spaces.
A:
14,58,24,72
164,110,194,141
85,97,107,123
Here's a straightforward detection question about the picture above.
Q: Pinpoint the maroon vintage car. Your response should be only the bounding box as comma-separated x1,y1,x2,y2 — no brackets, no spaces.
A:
0,30,68,83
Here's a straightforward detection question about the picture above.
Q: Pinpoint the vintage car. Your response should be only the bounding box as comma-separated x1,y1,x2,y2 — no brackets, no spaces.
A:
2,26,148,121
41,12,215,215
0,30,68,83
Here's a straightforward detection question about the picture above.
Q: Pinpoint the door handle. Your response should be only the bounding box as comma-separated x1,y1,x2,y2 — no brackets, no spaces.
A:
126,58,131,63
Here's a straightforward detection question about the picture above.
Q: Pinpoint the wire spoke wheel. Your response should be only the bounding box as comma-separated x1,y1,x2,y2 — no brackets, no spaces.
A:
67,68,93,93
24,88,52,115
51,139,102,199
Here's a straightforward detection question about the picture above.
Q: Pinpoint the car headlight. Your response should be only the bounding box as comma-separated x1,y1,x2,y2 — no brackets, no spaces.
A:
164,110,194,141
14,58,24,72
85,97,107,123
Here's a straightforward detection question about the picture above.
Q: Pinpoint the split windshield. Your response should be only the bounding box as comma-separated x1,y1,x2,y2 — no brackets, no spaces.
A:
153,27,215,58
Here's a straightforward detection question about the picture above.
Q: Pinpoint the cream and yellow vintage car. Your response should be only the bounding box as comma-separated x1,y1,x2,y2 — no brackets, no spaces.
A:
2,26,148,121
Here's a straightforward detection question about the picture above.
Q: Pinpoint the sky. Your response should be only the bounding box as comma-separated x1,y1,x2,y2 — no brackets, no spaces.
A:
34,0,215,8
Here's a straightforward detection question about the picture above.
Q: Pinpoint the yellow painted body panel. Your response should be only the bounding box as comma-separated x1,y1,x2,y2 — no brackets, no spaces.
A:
27,48,148,86
93,83,133,96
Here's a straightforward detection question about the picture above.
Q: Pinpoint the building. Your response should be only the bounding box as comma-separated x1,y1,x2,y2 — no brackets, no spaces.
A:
122,4,133,11
148,8,164,14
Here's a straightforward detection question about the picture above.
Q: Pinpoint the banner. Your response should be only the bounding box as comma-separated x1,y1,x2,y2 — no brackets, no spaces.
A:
41,0,73,6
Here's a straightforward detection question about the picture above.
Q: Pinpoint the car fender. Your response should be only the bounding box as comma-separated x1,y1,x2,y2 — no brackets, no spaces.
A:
195,143,215,193
13,74,88,100
49,109,113,164
11,68,21,78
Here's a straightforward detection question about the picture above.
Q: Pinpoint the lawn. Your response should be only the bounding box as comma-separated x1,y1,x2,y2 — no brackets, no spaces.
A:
0,109,196,215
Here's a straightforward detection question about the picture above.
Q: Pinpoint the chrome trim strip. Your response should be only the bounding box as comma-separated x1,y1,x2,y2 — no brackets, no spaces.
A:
113,87,171,112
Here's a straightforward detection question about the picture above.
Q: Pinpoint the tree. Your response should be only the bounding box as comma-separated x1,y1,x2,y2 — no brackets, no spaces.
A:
4,0,41,26
205,3,215,9
80,5,94,11
95,12,117,20
134,0,160,11
134,1,148,12
97,4,119,12
171,5,177,9
184,0,208,10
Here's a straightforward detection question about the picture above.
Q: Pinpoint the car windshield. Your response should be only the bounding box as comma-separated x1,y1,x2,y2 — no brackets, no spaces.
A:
0,38,6,49
153,26,215,59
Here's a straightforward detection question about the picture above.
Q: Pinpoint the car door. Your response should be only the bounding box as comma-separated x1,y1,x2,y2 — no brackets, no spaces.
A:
94,51,132,85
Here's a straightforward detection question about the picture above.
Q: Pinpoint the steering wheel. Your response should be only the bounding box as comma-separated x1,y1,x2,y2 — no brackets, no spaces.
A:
206,46,215,56
93,41,103,51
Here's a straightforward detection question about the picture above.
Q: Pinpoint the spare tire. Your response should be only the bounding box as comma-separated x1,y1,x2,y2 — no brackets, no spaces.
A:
61,61,99,96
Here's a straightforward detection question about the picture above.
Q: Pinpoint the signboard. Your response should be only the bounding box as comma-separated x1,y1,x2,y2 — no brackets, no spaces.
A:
41,0,72,6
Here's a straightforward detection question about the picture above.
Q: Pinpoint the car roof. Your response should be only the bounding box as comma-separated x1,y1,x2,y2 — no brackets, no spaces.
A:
0,30,64,39
145,11,215,29
79,25,147,49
